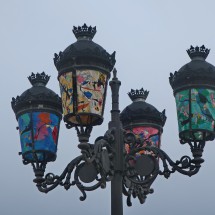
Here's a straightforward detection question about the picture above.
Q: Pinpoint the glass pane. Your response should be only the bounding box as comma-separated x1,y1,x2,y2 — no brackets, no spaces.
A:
125,126,160,157
32,112,60,153
191,88,215,132
76,69,107,116
18,113,32,154
175,89,190,132
18,112,60,161
59,72,73,116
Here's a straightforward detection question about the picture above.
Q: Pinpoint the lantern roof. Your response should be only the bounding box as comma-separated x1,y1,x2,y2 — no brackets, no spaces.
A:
169,45,215,94
54,24,116,73
120,88,166,129
11,72,62,118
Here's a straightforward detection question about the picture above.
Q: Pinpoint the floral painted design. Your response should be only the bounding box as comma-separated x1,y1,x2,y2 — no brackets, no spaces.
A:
175,88,215,140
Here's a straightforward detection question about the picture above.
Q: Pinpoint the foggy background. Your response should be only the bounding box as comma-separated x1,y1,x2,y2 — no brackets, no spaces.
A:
1,0,215,215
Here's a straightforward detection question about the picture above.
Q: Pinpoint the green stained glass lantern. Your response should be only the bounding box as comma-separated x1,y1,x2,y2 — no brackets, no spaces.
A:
169,45,215,142
54,24,116,128
11,72,62,163
120,88,166,155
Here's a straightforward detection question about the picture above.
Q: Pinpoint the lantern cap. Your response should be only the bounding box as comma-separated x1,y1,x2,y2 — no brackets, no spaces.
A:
54,24,116,72
169,45,215,93
187,45,210,60
73,24,97,40
28,72,50,86
128,88,149,102
120,88,166,128
11,72,62,118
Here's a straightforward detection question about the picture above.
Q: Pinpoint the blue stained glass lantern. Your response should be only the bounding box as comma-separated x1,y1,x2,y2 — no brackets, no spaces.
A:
54,24,116,128
169,46,215,142
11,72,62,163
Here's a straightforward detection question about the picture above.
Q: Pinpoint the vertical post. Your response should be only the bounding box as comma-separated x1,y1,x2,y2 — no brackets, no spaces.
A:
109,69,123,215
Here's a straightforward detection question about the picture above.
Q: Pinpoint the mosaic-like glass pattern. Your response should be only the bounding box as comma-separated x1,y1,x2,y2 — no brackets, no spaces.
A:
175,88,215,140
175,89,190,132
59,69,107,125
59,72,73,116
125,126,160,157
76,69,107,115
18,112,60,161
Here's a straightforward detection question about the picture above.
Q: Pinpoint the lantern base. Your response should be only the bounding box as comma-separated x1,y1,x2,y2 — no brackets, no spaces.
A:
22,150,56,163
64,113,103,128
179,129,215,143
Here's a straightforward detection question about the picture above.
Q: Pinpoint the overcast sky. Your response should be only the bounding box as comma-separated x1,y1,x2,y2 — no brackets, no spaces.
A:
1,0,215,215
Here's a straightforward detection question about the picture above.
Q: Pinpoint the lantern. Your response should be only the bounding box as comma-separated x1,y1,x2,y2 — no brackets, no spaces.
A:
120,88,166,155
54,24,116,127
169,46,215,142
11,72,62,163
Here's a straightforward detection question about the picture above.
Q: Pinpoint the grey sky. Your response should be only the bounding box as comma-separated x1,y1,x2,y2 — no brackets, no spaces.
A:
1,0,215,214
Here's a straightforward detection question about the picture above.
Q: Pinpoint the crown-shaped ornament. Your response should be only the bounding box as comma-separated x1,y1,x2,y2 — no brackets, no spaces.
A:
128,88,149,102
186,45,210,60
28,72,50,86
73,23,97,40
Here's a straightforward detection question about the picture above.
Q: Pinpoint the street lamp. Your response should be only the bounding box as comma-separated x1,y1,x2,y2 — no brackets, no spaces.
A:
11,24,215,215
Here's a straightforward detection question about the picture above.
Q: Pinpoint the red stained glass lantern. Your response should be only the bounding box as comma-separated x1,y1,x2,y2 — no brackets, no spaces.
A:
120,88,166,154
54,24,116,128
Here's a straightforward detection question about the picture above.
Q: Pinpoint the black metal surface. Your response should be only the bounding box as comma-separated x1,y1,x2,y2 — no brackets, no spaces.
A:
169,45,215,94
120,88,166,129
54,24,116,73
134,155,156,176
78,163,98,183
11,72,62,118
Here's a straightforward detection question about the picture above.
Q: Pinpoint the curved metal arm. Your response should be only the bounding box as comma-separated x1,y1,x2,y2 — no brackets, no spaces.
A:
31,131,115,201
122,132,205,206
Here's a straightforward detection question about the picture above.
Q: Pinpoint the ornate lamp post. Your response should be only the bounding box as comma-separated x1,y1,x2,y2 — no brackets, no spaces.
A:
11,24,215,215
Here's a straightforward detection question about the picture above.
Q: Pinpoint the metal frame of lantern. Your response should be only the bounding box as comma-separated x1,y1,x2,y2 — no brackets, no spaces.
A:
54,24,115,128
27,70,205,211
170,45,215,143
11,72,62,182
11,25,215,215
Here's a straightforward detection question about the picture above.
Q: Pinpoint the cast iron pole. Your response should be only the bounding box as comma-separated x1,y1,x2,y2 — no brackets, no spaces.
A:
109,69,124,215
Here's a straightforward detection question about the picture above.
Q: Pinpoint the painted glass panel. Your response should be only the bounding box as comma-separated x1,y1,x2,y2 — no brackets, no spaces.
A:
191,88,215,132
175,89,190,132
175,88,215,140
18,113,32,154
18,112,60,161
76,69,107,115
59,72,73,116
125,126,160,157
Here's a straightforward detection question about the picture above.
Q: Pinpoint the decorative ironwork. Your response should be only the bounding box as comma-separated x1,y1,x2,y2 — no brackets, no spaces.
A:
53,24,116,72
33,131,115,201
128,88,149,102
28,72,50,86
73,23,97,40
12,24,214,215
169,45,215,93
122,131,205,206
187,45,210,60
11,72,62,116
